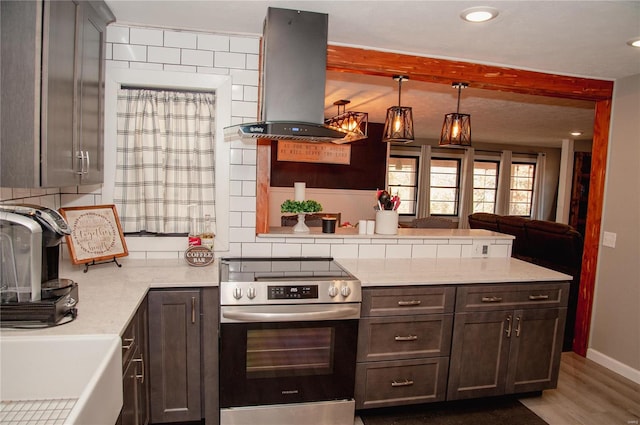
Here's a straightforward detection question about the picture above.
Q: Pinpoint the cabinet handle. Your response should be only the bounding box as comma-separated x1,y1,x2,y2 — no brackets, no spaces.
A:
505,315,512,338
528,294,549,301
391,379,414,387
481,296,503,303
133,354,145,384
397,300,421,306
394,335,418,341
515,316,522,337
122,337,135,350
76,151,85,175
191,297,196,324
84,151,90,175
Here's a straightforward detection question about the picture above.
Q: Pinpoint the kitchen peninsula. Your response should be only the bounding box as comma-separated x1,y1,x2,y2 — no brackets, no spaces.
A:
1,246,570,425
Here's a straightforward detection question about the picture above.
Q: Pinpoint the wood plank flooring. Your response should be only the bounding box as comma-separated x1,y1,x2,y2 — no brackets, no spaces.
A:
519,352,640,425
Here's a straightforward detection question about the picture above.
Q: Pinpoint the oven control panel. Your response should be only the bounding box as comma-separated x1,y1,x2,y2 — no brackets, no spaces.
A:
268,285,318,300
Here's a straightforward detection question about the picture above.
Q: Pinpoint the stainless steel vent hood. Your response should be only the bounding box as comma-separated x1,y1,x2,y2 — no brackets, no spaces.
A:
224,7,357,144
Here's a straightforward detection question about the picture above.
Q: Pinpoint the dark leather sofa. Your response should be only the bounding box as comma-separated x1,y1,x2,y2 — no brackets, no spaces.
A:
468,212,584,351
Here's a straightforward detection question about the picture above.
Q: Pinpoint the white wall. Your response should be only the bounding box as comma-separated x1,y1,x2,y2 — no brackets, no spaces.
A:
588,73,640,384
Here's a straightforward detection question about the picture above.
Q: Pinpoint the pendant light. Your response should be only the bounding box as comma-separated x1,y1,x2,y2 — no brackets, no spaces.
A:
325,99,368,141
440,82,471,147
383,75,414,143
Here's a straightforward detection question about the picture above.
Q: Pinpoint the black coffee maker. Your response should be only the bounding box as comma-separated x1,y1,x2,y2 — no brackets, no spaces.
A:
0,204,78,323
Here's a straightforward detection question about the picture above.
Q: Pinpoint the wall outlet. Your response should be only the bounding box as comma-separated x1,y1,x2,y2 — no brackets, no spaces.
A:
473,243,490,257
603,231,617,248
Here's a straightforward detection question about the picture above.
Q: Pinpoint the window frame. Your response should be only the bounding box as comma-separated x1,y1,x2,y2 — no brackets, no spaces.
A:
429,156,461,217
387,154,420,216
472,159,500,214
509,160,537,217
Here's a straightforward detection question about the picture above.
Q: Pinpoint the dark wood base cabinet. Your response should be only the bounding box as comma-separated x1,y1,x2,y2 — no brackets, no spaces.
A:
355,282,569,411
118,297,149,425
147,288,219,425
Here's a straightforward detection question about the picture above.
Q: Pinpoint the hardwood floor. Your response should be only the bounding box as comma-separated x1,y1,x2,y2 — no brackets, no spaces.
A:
519,352,640,425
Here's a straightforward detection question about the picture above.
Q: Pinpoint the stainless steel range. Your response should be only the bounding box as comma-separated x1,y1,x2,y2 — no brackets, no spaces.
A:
218,257,361,425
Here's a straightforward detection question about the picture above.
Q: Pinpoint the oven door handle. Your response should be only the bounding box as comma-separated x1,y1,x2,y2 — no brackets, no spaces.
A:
221,304,361,322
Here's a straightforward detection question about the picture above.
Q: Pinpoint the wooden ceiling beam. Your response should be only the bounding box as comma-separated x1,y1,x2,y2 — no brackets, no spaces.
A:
327,45,613,102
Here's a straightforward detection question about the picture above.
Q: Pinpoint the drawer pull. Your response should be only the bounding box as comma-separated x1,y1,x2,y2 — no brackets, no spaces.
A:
397,300,421,306
394,335,418,342
481,296,503,303
122,337,135,350
529,294,550,301
391,379,414,387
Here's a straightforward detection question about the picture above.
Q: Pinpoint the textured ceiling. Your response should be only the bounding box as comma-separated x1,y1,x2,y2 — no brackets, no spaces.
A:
106,0,640,147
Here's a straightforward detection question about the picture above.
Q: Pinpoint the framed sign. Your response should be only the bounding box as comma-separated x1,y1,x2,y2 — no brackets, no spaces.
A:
59,205,128,266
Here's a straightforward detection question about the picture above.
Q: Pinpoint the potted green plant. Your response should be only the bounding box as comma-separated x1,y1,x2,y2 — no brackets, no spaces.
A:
281,200,323,232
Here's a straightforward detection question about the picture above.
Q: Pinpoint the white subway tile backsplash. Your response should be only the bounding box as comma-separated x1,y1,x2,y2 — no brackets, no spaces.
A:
113,44,147,61
241,181,256,196
229,69,259,86
215,51,246,69
489,244,511,258
182,49,214,67
163,64,197,73
229,164,256,181
229,212,242,227
148,46,181,64
229,181,242,196
229,37,260,54
243,85,259,102
302,244,331,257
106,25,130,43
437,244,463,258
106,42,112,60
242,149,257,165
232,100,259,118
164,31,197,49
331,244,359,259
245,54,259,70
231,85,244,101
130,27,163,46
241,212,256,227
198,34,229,51
230,148,243,164
130,62,164,71
60,193,98,207
241,243,270,257
197,67,230,75
272,243,302,256
411,244,438,258
386,244,413,259
229,196,256,213
359,244,386,259
230,226,258,242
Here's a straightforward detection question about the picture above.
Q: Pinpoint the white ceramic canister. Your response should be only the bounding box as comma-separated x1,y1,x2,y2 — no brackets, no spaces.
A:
375,210,399,235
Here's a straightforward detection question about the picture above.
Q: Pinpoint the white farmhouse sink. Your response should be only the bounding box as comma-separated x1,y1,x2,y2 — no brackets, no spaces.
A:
1,334,122,425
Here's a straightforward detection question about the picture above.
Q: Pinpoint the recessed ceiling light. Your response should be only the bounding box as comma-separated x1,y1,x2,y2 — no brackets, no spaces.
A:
571,131,583,137
627,37,640,48
460,6,499,23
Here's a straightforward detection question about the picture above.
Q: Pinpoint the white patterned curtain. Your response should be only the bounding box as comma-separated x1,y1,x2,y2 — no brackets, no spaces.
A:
115,89,216,234
417,145,432,217
495,150,512,215
531,152,547,219
458,147,475,228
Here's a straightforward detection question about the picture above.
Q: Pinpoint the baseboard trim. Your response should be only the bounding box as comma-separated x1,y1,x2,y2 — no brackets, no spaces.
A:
586,348,640,385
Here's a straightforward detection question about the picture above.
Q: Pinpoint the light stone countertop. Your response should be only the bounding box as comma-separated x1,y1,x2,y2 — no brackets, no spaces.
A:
335,257,572,286
1,256,571,338
1,258,218,337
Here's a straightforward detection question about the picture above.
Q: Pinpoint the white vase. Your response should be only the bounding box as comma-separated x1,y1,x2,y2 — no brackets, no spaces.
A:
293,213,310,233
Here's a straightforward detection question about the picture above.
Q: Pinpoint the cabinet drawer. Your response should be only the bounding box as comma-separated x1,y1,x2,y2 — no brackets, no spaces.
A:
355,358,448,410
456,282,570,312
362,286,455,317
358,314,453,362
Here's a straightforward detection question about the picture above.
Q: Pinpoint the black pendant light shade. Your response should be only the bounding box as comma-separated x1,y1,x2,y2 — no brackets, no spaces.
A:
383,75,414,143
325,99,368,141
440,82,471,147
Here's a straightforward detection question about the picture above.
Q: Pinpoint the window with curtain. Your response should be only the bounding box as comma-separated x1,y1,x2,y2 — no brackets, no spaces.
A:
509,162,536,216
473,160,499,213
388,155,419,215
430,158,460,216
114,88,217,235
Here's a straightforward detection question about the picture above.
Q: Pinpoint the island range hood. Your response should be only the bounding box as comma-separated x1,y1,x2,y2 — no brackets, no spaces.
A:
224,7,358,144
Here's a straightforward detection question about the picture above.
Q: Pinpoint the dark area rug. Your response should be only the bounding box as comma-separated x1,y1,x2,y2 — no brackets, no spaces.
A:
359,396,548,425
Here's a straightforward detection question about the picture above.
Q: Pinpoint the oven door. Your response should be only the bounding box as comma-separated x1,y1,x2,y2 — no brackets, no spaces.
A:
219,308,358,408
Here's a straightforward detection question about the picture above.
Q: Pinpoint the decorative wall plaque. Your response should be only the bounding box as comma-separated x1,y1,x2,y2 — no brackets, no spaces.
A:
59,205,128,269
277,140,351,165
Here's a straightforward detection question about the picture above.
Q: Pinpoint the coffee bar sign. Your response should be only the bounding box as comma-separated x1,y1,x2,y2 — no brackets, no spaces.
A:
277,140,351,165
